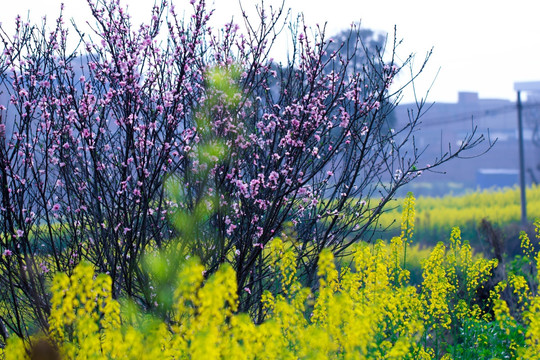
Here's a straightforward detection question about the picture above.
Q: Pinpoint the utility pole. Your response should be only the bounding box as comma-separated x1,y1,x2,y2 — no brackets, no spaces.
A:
516,90,527,226
513,81,539,226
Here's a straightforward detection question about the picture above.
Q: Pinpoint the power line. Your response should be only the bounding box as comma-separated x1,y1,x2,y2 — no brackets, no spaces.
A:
401,103,540,128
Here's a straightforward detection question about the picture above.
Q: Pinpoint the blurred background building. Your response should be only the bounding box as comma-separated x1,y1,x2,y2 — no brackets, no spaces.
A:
394,90,540,196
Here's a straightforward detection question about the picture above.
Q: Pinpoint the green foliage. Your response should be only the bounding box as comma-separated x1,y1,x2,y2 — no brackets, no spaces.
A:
449,317,525,359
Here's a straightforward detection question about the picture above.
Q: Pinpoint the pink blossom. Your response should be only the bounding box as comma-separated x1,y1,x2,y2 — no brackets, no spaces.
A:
268,171,279,185
2,249,12,256
361,126,369,136
226,223,237,236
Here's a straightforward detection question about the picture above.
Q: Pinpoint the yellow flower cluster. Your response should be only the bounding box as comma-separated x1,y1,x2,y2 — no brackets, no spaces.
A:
421,242,455,330
4,199,540,359
400,192,415,244
0,231,498,359
378,184,540,241
48,262,121,359
523,296,540,358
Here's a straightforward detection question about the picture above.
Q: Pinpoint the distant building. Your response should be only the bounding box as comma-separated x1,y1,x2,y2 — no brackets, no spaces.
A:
394,91,540,193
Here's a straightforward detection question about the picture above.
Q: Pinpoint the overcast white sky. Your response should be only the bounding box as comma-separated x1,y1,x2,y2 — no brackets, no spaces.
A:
2,0,540,104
